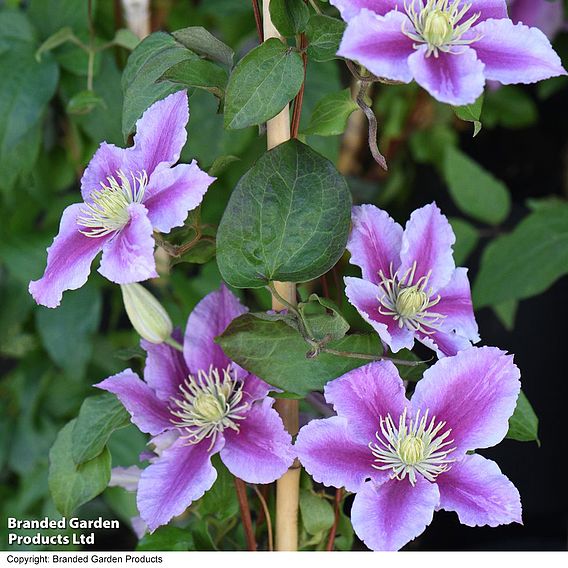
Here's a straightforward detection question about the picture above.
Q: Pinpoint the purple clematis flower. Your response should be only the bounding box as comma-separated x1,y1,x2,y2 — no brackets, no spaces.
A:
507,0,565,40
332,0,567,105
296,346,522,551
96,285,295,532
344,202,479,357
29,90,215,308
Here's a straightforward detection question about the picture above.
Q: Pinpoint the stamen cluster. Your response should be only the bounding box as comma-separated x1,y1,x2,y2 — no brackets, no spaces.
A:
403,0,482,57
377,261,445,334
77,170,148,237
370,408,456,485
170,366,249,449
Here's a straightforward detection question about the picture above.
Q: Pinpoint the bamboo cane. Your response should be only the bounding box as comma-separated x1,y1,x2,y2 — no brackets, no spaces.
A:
262,0,301,552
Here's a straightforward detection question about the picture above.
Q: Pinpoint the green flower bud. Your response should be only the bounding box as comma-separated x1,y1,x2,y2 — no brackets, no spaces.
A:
121,283,173,344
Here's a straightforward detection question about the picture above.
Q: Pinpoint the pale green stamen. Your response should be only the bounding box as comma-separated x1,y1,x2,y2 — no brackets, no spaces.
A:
77,170,148,237
403,0,482,57
370,408,456,485
170,366,249,449
377,261,446,335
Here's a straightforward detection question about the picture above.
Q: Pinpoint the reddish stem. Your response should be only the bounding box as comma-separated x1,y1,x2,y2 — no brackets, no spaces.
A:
326,488,344,551
290,33,308,139
234,477,257,551
252,0,264,42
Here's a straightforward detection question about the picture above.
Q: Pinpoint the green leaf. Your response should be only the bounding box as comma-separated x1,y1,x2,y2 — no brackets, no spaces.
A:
122,31,194,139
28,0,90,39
299,294,350,343
66,90,106,115
35,26,76,61
453,94,483,137
300,490,335,536
443,146,510,225
0,11,59,193
49,420,111,517
161,58,228,100
493,299,518,331
173,27,234,68
507,391,539,444
217,312,381,396
137,526,194,551
482,86,538,129
301,89,358,136
208,155,240,177
198,456,239,520
113,29,140,51
35,285,102,380
217,140,351,288
473,204,568,307
305,14,346,62
270,0,310,36
449,217,479,265
224,38,304,130
71,393,130,465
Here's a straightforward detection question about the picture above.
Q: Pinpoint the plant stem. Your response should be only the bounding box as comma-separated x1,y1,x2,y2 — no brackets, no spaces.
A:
326,488,344,551
253,485,274,551
263,0,300,552
252,0,264,42
164,337,183,352
234,477,257,551
320,346,427,367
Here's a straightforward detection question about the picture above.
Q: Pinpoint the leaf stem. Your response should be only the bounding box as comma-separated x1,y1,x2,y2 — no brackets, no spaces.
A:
320,346,427,367
326,488,344,551
234,477,257,551
164,337,183,352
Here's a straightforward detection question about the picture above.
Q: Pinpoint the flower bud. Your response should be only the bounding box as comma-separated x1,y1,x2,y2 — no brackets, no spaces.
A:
120,283,173,344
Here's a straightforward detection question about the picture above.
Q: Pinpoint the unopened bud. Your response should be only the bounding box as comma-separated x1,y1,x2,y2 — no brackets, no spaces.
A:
121,283,173,344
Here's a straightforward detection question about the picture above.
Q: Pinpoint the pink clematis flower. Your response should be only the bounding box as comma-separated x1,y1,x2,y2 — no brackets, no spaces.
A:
296,346,522,551
344,202,479,357
29,90,215,308
332,0,566,105
96,285,295,532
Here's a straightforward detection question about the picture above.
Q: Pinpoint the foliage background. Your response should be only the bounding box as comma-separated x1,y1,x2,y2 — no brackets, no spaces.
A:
0,0,567,551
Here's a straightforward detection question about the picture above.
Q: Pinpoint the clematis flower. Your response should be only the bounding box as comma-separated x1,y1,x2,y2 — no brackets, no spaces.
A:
344,202,479,357
29,90,215,308
296,346,522,551
332,0,567,105
96,285,295,532
507,0,564,40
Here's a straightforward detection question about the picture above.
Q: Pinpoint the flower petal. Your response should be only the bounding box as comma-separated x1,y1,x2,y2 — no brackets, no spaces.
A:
330,0,402,20
295,416,385,492
242,373,272,403
137,437,221,532
220,399,294,484
408,46,486,106
109,466,141,492
98,203,158,284
462,0,508,23
347,204,403,285
95,369,173,436
398,202,456,293
344,277,415,352
80,142,132,202
351,477,439,551
324,361,408,444
141,332,189,402
338,10,415,83
470,19,566,84
437,453,522,527
183,284,247,374
410,346,521,455
436,267,479,342
509,0,564,39
417,328,475,358
131,90,189,175
29,203,108,308
144,162,215,234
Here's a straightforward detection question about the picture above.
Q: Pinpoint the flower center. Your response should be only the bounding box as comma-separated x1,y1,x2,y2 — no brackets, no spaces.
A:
370,408,456,485
403,0,482,57
377,261,445,334
170,366,248,449
77,170,148,237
